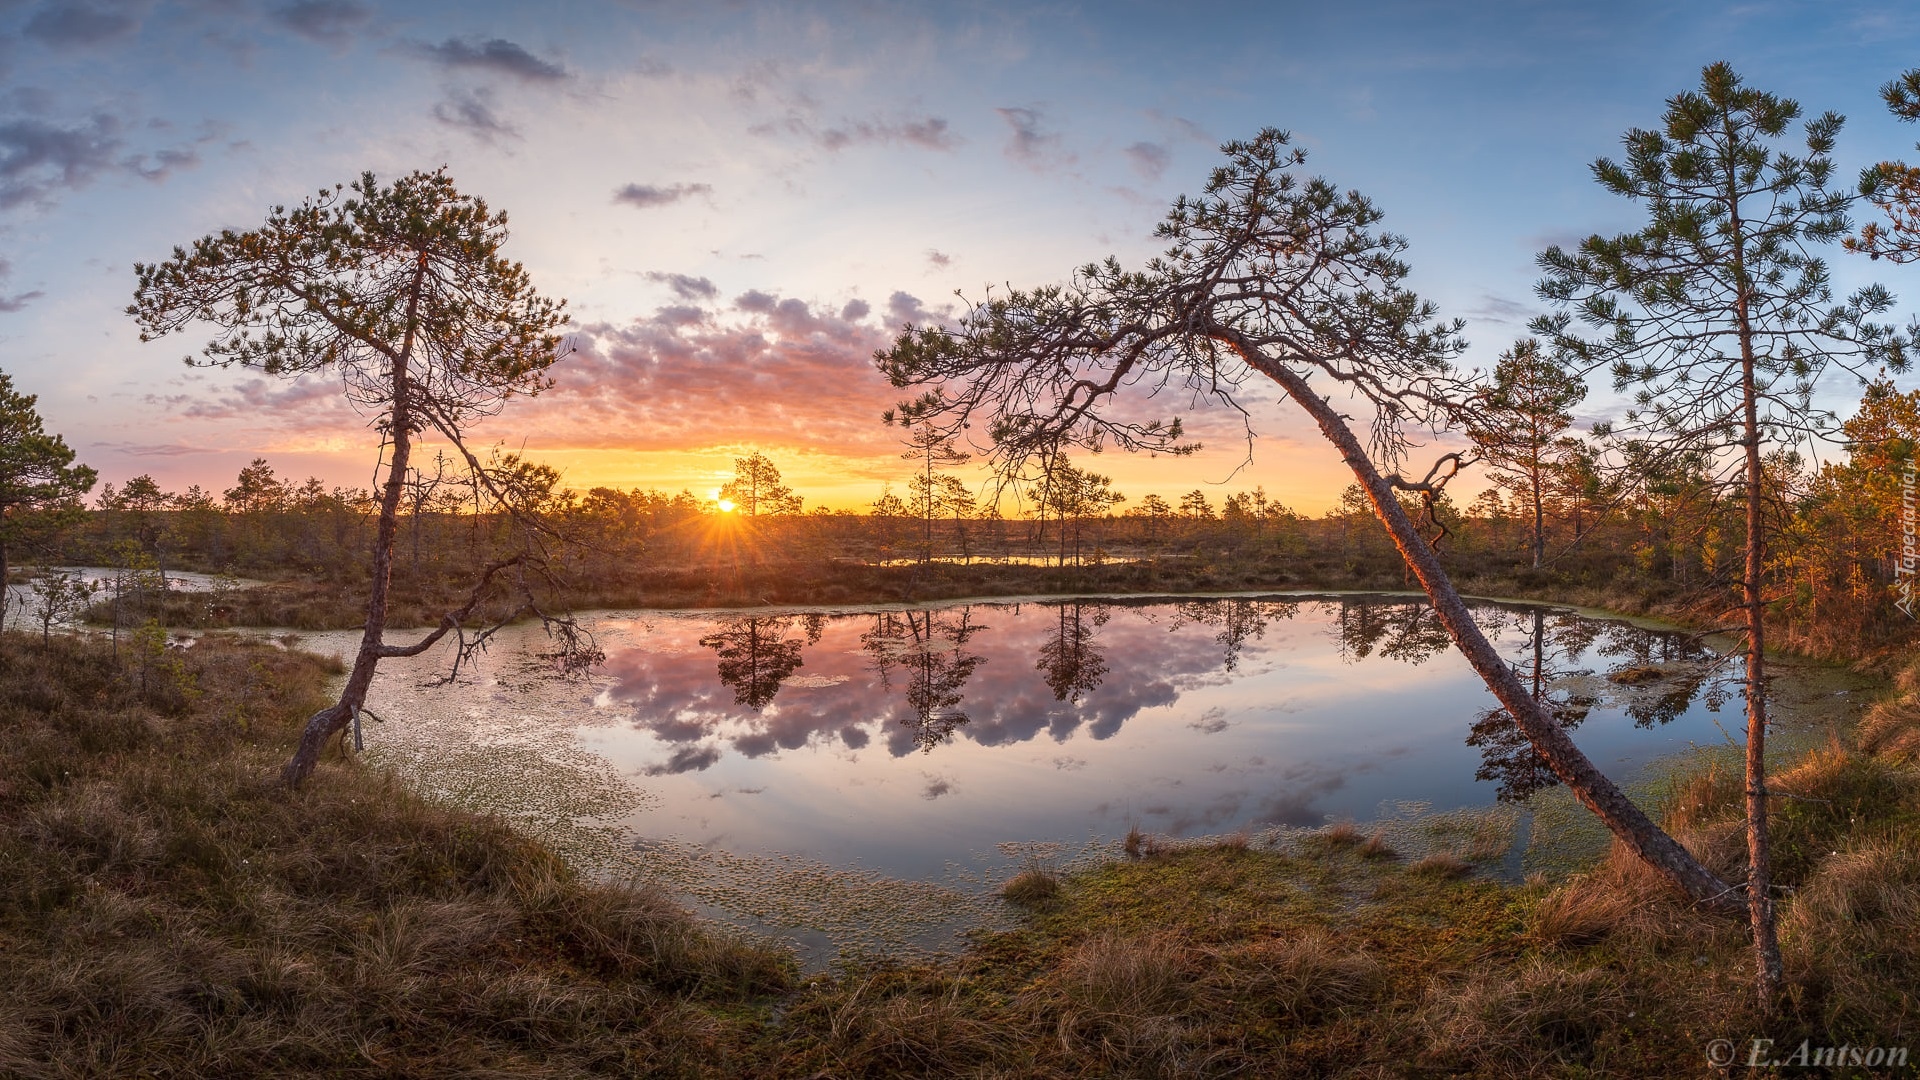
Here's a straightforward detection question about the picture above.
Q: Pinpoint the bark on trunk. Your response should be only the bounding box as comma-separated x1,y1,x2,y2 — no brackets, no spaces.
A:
1726,144,1784,1008
1739,322,1784,1009
282,257,426,787
1225,334,1739,911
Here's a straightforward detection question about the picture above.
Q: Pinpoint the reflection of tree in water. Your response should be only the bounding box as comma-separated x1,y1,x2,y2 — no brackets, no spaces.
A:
1037,600,1109,704
861,607,988,751
1170,598,1301,672
1467,608,1595,801
698,616,807,711
1591,621,1730,727
1466,606,1731,801
1331,599,1453,665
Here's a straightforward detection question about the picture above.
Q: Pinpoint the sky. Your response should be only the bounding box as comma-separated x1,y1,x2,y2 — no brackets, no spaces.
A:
4,0,1920,513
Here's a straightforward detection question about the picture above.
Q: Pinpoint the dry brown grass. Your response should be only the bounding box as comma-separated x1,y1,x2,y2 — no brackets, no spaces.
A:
1782,836,1920,1032
0,631,794,1078
1203,929,1383,1020
1419,959,1637,1074
1357,830,1396,860
1407,852,1473,879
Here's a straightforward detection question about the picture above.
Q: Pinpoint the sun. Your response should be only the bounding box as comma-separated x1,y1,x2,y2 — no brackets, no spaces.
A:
709,488,737,513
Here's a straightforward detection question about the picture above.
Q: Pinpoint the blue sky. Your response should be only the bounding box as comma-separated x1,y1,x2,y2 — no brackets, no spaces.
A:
3,0,1918,510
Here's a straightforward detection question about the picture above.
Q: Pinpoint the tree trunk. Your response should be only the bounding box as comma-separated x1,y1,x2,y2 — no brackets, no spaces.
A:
282,260,427,787
1227,334,1738,911
1738,309,1784,1009
1727,150,1784,1009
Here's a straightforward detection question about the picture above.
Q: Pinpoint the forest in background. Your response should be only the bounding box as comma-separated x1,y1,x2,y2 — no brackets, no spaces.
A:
9,365,1918,669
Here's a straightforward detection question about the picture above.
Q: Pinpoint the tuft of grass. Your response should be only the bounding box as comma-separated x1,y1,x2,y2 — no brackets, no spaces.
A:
1000,868,1061,908
1357,830,1396,860
1407,852,1473,879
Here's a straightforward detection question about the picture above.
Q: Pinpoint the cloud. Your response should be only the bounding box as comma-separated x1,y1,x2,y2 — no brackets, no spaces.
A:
24,2,139,47
537,291,911,455
612,181,711,208
921,774,953,799
432,87,516,142
996,106,1069,169
1123,140,1170,181
1465,293,1537,329
403,37,568,82
123,145,198,182
91,441,217,457
272,0,369,45
1187,707,1228,734
0,113,121,210
175,375,355,423
643,271,717,301
750,113,959,153
0,290,43,312
926,249,951,269
644,744,723,776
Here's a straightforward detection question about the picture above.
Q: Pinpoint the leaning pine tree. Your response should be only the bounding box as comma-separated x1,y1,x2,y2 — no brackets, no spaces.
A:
129,169,596,786
877,129,1741,913
1535,62,1905,1010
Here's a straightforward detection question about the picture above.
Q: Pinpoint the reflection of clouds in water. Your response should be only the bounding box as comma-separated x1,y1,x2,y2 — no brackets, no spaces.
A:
1249,759,1387,827
1188,707,1229,734
922,775,955,799
1148,788,1251,836
644,743,722,775
1051,756,1088,771
595,603,1229,768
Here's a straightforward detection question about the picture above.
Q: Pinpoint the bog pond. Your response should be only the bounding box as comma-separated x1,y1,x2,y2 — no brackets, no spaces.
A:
289,593,1867,961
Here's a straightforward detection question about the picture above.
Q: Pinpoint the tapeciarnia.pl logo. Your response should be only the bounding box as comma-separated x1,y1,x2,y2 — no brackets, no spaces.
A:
1899,462,1919,620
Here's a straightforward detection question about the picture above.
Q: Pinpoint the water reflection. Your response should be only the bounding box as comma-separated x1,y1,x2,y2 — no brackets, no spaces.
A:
344,594,1780,885
624,596,1740,800
699,616,808,710
1036,600,1108,704
860,608,987,751
1464,607,1731,801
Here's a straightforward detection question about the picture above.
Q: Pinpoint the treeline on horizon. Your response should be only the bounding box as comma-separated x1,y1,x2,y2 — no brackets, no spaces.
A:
21,365,1920,662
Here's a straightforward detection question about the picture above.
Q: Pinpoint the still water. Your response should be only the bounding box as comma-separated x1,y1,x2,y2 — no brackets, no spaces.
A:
327,594,1758,888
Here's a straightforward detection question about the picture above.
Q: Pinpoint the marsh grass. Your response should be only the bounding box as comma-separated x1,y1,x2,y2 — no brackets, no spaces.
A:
0,631,794,1078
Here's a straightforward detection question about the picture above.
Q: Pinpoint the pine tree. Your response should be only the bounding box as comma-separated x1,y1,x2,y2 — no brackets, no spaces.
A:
1534,62,1906,1008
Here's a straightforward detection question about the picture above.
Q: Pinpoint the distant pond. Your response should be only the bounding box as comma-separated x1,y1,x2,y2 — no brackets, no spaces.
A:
279,591,1880,960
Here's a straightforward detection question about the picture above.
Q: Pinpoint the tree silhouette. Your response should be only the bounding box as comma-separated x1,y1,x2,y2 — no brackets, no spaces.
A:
0,369,96,629
129,169,589,786
719,452,802,517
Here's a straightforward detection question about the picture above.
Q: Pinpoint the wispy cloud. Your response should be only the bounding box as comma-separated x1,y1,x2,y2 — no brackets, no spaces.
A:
996,105,1070,169
24,2,140,48
0,113,121,210
432,87,517,142
272,0,370,46
751,112,958,152
403,37,569,82
612,181,711,208
643,271,717,301
1122,140,1170,181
